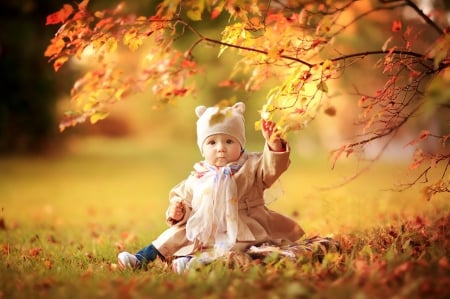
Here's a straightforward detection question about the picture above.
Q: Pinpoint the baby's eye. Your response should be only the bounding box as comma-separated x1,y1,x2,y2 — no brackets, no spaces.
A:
226,139,234,144
207,140,216,145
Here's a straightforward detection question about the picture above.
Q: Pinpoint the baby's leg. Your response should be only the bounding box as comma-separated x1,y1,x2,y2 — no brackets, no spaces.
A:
135,243,164,264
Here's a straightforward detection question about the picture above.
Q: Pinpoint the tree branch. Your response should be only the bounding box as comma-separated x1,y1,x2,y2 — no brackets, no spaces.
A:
379,0,444,35
404,0,444,35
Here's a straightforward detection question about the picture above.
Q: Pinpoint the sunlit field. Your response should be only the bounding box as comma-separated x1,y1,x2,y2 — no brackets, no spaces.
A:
1,137,449,299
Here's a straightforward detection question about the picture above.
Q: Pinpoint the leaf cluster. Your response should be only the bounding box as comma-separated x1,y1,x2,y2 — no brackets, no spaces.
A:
44,0,450,194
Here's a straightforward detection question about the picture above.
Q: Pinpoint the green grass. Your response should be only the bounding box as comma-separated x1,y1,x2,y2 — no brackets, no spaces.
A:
1,137,449,299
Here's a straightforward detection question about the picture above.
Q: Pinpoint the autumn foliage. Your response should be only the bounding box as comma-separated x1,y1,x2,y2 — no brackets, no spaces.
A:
44,0,449,196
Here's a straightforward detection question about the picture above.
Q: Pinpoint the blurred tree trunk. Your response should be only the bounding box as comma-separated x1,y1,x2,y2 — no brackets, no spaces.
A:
0,0,70,154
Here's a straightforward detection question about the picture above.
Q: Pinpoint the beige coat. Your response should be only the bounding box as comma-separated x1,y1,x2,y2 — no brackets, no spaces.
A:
152,144,305,257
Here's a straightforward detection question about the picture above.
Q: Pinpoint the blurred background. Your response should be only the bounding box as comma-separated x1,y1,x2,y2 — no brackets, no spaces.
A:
0,0,448,239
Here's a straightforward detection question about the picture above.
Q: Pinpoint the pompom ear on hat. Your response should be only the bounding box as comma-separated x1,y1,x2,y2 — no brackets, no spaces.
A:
195,102,246,152
195,105,208,118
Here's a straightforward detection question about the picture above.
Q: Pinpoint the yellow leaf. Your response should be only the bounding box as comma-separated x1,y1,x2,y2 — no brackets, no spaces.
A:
267,47,281,61
123,29,143,51
136,16,148,24
83,102,95,112
261,104,275,120
90,111,109,124
94,11,104,18
92,35,107,50
114,88,126,100
209,111,226,126
322,59,332,71
219,23,245,57
186,0,204,20
254,120,262,131
317,81,328,93
104,37,117,53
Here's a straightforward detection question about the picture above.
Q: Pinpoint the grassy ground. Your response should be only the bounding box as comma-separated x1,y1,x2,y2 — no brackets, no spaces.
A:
1,137,449,299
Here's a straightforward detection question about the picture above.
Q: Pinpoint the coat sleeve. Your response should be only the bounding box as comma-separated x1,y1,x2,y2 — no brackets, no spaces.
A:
259,142,291,189
164,178,193,226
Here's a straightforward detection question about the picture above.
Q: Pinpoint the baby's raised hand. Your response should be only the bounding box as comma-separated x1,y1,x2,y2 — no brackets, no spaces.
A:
168,201,185,222
261,119,285,152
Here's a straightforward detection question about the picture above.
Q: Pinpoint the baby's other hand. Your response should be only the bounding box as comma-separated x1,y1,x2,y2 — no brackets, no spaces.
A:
168,201,185,222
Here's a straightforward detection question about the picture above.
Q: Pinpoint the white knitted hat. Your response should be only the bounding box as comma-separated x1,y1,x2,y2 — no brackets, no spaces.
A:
195,102,246,152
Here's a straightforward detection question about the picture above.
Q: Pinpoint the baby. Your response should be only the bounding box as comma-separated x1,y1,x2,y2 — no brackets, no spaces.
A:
118,102,304,270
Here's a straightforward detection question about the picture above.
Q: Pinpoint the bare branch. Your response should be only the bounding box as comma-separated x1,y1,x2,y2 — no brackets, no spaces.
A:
404,0,445,35
319,130,398,190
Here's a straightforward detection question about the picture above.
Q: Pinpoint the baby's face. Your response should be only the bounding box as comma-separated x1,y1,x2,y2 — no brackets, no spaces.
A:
202,134,242,167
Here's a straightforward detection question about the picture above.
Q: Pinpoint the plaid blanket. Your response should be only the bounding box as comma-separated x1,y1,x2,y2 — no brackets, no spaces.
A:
171,236,341,273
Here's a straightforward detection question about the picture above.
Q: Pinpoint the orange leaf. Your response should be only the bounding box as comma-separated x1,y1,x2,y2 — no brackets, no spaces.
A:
78,0,90,10
181,59,196,68
46,4,74,25
29,247,42,257
44,259,53,270
219,79,234,87
44,38,65,57
53,56,69,72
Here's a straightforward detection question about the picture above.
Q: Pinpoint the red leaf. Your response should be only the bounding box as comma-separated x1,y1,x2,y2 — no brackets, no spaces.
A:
392,20,402,32
181,59,196,69
292,108,305,114
173,88,188,96
46,4,74,25
405,130,430,147
219,80,234,87
211,7,222,20
310,38,325,49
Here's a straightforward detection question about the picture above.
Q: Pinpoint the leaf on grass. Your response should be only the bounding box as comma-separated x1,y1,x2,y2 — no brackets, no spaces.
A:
44,259,53,270
29,247,42,257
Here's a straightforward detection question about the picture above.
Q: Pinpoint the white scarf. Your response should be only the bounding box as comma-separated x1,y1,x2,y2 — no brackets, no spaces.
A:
186,155,246,254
